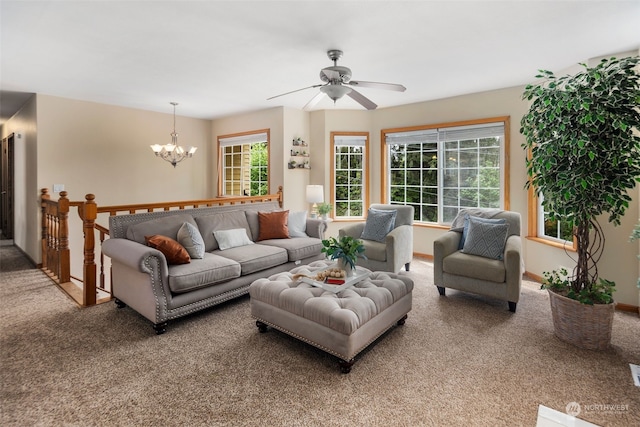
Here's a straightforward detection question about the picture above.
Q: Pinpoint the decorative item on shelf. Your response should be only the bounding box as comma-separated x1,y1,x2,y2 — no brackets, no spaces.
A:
521,55,640,349
321,236,366,277
306,185,323,218
150,102,197,167
289,137,310,169
317,202,332,220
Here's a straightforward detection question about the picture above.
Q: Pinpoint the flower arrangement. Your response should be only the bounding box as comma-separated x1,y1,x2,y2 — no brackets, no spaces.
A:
321,236,366,270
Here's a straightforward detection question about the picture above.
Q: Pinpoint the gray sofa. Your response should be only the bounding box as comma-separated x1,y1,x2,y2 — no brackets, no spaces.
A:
102,201,327,333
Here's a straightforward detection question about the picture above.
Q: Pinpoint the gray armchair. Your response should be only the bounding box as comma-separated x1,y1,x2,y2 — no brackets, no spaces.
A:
433,209,522,312
339,204,414,273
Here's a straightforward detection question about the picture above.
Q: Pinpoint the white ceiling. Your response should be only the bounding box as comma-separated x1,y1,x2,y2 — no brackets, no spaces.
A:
1,1,639,124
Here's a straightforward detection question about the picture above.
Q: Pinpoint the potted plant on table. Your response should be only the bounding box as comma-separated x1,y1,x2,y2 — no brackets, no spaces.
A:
317,202,333,220
520,56,640,350
321,236,366,277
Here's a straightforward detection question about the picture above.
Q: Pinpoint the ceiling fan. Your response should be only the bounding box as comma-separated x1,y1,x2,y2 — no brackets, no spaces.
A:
267,49,406,110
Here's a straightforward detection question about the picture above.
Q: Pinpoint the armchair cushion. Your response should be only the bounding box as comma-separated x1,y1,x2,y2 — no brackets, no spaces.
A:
462,216,509,260
361,208,397,242
459,215,506,249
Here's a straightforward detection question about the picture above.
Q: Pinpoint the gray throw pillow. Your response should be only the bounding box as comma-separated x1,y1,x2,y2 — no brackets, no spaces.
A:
360,208,397,242
459,214,507,249
462,216,509,260
177,222,205,259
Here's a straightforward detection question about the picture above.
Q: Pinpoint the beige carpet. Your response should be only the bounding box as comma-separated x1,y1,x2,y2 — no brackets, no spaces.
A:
1,245,638,426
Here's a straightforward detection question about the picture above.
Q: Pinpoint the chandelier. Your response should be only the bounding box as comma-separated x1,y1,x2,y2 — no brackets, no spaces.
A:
150,102,197,167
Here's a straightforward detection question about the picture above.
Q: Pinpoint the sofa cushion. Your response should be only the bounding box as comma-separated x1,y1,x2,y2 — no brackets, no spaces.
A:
177,221,205,259
214,228,254,250
145,235,190,265
361,208,397,242
257,210,289,241
213,243,288,275
443,250,506,283
126,214,196,244
462,216,509,260
288,210,308,237
195,211,253,252
259,237,322,262
167,253,241,293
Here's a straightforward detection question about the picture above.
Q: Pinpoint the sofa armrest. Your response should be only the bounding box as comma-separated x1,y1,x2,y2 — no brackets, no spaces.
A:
384,225,413,270
339,223,365,239
305,218,328,239
433,231,462,286
504,234,523,302
102,238,169,275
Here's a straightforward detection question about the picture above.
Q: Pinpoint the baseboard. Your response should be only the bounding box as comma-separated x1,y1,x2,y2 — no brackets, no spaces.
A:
413,251,433,261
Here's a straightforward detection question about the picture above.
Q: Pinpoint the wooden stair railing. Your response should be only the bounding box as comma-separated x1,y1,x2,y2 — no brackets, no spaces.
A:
40,186,284,307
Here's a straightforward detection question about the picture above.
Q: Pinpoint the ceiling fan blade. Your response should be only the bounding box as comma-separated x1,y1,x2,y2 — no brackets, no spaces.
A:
347,89,377,110
348,80,406,92
303,92,325,111
267,84,322,100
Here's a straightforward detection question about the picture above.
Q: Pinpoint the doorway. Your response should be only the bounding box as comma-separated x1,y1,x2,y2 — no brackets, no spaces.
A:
1,133,15,240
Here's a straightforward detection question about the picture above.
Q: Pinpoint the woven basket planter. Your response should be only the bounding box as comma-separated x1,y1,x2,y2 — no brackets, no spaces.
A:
548,290,614,350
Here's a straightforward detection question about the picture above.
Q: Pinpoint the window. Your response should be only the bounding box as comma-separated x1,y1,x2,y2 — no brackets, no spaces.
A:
537,194,574,244
218,130,269,196
383,118,508,224
331,132,368,219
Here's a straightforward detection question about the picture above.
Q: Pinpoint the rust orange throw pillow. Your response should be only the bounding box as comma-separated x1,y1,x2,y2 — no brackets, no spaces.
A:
257,210,290,241
145,235,190,265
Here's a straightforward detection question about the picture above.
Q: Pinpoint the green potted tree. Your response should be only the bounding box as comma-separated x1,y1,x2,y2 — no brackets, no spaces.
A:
520,56,640,349
321,236,366,276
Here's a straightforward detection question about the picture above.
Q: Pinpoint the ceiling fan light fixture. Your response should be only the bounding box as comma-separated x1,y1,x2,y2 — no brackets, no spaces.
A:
320,84,352,102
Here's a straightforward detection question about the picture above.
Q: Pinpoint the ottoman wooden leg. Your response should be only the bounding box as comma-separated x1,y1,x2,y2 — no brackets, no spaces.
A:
397,314,408,325
339,359,354,374
256,320,269,333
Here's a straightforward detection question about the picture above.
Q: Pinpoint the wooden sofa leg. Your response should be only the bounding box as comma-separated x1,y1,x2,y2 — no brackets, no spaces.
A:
405,262,410,271
437,286,446,296
153,322,168,335
114,298,127,308
339,359,354,374
508,301,517,313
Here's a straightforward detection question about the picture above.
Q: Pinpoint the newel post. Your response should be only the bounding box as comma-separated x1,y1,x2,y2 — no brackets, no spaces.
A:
57,191,70,283
40,188,50,270
81,194,97,306
277,185,283,209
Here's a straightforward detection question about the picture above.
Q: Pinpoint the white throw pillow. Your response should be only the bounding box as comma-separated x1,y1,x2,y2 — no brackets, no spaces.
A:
213,228,254,251
288,210,308,237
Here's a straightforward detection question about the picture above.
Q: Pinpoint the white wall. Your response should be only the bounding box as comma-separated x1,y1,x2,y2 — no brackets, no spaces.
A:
1,95,38,260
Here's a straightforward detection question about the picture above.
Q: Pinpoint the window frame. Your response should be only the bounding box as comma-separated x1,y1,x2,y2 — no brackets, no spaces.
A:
381,117,510,226
217,129,270,196
526,176,578,251
330,132,369,220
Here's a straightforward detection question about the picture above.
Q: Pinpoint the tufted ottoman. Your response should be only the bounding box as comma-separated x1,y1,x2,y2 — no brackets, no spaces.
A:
249,261,413,373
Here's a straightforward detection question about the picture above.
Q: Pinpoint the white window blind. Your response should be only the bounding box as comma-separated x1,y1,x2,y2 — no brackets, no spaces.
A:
219,132,268,147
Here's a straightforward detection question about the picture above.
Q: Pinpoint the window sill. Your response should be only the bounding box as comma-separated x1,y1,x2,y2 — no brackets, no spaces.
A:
526,236,577,252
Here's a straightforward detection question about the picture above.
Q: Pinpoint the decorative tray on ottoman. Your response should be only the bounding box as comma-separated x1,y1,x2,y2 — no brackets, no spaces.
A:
299,267,370,293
